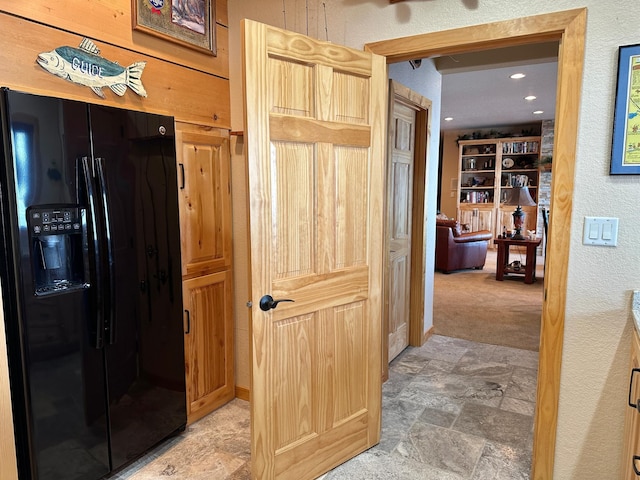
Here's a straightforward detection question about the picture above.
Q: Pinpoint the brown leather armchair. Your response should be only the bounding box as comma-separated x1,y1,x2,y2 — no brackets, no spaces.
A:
435,219,492,273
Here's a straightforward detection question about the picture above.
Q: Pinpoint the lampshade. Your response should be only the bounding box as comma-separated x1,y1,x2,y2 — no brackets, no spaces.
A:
505,186,536,207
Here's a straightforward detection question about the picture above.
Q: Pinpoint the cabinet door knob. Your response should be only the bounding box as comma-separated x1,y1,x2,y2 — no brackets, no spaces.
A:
633,455,640,475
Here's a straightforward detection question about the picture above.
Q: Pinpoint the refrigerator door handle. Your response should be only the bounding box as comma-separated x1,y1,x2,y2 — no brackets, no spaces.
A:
95,157,116,345
80,156,105,349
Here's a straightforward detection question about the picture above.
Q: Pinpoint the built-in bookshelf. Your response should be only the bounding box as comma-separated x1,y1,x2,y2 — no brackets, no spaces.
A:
457,136,541,241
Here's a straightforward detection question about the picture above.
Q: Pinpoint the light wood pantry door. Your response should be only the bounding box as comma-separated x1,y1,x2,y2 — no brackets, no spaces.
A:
175,125,232,277
243,19,387,480
182,270,234,424
386,98,415,361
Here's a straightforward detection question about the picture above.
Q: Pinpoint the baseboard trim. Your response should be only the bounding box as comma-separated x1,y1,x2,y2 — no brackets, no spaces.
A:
235,386,250,401
423,326,435,345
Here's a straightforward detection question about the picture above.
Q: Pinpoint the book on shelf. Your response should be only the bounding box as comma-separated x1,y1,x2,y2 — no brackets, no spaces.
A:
502,141,539,154
462,190,492,203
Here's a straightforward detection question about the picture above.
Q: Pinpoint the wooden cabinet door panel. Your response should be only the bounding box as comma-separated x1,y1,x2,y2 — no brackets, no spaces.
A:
183,270,234,423
623,331,640,479
176,124,231,277
458,207,475,229
476,207,494,232
458,206,493,234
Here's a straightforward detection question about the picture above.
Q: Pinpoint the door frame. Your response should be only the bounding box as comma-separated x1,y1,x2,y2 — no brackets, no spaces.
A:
365,8,586,479
382,80,431,380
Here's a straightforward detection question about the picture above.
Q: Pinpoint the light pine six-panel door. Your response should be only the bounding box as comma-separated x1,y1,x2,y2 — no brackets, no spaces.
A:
386,99,415,362
242,19,387,480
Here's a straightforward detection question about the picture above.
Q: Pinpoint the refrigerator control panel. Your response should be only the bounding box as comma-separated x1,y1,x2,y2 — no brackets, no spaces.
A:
28,206,83,236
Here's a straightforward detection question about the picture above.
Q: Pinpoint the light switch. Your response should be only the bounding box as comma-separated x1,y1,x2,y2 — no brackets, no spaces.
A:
583,216,619,246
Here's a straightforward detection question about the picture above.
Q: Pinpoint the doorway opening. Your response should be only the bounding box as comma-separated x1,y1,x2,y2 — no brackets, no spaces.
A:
432,46,557,349
366,8,587,478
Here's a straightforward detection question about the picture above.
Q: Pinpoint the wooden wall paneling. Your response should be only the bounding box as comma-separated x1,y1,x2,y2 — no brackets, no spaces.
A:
0,13,230,127
216,0,229,26
131,24,229,79
1,0,229,79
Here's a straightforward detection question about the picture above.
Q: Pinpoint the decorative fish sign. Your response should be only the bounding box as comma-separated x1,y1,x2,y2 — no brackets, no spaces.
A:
36,38,147,99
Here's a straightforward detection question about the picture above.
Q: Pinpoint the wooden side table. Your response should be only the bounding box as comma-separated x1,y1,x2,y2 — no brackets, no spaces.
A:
493,237,542,284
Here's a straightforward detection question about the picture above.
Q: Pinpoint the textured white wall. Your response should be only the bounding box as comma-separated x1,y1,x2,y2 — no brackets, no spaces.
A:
229,1,640,477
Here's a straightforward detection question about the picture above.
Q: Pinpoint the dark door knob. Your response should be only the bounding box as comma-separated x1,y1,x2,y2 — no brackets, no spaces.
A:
259,294,294,311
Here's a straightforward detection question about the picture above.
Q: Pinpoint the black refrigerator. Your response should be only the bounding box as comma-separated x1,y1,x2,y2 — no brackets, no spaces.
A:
0,89,187,480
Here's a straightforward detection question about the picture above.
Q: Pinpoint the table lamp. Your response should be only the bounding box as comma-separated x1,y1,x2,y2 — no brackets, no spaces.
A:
505,186,536,240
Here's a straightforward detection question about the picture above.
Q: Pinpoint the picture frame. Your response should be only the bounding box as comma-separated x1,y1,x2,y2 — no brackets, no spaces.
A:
611,43,640,174
132,0,216,56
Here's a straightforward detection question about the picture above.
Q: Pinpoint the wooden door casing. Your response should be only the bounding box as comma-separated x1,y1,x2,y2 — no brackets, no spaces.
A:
243,19,387,480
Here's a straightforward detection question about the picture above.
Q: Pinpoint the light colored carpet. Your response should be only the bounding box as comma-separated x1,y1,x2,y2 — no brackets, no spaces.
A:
433,250,543,351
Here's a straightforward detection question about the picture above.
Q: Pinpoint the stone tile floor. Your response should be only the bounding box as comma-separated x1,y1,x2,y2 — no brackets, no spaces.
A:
115,335,538,479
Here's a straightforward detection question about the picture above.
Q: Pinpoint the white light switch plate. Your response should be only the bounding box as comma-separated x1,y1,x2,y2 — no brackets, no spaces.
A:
583,216,619,246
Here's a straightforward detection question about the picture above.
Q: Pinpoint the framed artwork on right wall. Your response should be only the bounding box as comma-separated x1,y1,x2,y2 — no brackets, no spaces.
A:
611,43,640,174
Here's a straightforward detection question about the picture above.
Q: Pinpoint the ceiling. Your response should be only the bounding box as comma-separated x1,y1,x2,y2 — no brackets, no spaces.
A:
435,42,559,131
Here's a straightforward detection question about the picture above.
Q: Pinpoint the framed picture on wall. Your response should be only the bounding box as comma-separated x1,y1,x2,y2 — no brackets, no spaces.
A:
611,43,640,174
132,0,216,56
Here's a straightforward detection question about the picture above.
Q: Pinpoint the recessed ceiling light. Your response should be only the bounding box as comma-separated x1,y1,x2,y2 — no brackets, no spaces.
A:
524,95,537,101
444,117,453,122
510,73,526,79
533,110,544,115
